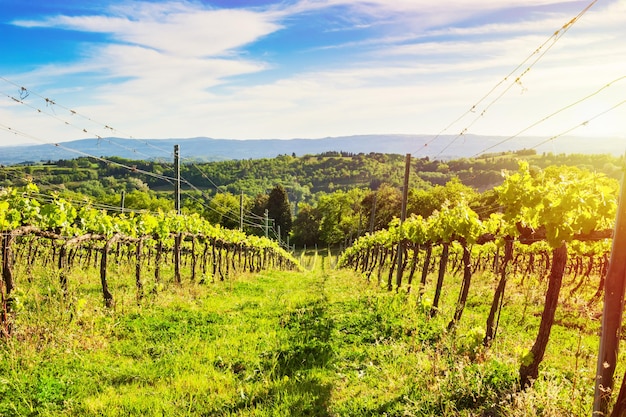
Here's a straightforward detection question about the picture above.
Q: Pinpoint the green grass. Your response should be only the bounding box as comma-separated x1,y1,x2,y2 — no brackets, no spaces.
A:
0,254,618,416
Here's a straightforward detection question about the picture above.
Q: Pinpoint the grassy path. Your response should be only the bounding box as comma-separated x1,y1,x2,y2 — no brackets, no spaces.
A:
1,255,369,416
0,254,602,416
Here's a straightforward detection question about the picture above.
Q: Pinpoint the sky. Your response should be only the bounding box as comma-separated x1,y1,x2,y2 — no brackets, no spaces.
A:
0,0,624,153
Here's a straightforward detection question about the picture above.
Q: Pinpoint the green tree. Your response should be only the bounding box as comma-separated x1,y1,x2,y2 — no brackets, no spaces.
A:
206,193,241,229
370,184,402,231
290,203,322,247
266,184,292,241
408,177,477,218
251,193,269,218
123,190,173,212
287,181,311,214
317,188,367,246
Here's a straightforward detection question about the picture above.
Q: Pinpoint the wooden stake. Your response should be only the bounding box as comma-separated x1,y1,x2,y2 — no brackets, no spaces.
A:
595,163,626,416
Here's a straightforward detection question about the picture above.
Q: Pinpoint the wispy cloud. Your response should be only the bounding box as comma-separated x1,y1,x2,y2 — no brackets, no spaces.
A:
13,2,282,57
9,1,282,119
2,0,624,147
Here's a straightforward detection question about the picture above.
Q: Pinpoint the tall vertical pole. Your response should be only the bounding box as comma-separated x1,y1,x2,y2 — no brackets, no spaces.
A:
174,145,181,283
174,145,181,215
396,153,411,290
264,209,269,238
278,225,282,245
240,191,244,231
594,157,626,415
120,190,126,214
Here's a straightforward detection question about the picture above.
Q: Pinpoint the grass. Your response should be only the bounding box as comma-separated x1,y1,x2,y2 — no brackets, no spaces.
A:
0,252,619,416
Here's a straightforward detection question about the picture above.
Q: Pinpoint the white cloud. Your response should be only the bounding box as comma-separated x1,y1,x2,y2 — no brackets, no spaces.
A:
5,0,281,141
285,0,577,29
2,0,625,148
13,2,282,58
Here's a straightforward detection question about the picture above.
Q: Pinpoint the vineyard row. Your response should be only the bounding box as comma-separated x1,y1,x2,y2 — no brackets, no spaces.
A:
1,184,300,337
339,162,620,393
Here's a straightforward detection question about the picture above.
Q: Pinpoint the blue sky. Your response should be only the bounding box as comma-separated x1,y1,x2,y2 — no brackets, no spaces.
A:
0,0,624,152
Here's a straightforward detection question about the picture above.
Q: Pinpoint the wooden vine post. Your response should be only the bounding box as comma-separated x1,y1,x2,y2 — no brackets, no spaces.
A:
595,166,626,417
174,144,182,284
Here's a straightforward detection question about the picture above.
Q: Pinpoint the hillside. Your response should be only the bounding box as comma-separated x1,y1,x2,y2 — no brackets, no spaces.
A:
2,150,622,248
1,134,624,166
2,149,622,200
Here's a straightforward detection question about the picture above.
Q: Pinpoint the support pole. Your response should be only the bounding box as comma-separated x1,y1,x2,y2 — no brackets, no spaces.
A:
594,161,626,416
174,145,181,215
174,145,181,284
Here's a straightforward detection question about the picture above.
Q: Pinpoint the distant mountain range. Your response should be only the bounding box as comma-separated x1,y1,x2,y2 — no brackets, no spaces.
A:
0,134,623,165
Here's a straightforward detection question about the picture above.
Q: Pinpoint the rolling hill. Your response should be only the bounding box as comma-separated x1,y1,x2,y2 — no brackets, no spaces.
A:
1,134,623,166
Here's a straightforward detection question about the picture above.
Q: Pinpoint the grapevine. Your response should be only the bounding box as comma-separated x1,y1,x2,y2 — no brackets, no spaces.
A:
339,162,619,387
1,183,300,330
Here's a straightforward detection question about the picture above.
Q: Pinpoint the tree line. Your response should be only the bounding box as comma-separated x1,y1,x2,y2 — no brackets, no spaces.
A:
0,150,623,248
